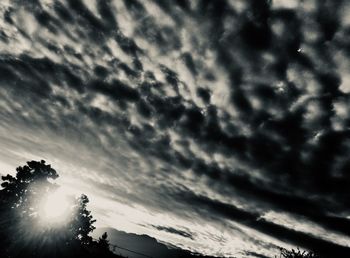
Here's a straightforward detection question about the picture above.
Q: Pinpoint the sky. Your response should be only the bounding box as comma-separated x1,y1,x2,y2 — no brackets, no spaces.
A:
0,0,350,257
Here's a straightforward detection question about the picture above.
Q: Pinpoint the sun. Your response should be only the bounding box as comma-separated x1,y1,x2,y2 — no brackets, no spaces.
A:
39,188,72,224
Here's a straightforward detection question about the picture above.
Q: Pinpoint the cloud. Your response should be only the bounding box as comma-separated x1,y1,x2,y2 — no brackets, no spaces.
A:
151,225,194,240
1,0,350,257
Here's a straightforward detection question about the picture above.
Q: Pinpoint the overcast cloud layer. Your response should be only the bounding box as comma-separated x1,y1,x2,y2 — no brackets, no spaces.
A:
1,0,350,257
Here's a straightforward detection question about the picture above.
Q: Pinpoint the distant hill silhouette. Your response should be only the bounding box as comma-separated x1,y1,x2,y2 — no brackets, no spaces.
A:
93,228,219,258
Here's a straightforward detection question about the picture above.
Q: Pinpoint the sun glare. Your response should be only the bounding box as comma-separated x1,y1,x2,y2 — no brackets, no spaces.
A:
39,189,72,224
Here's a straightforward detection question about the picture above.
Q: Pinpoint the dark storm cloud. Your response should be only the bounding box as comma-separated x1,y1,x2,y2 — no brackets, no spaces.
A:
152,225,194,240
171,189,350,257
1,0,350,257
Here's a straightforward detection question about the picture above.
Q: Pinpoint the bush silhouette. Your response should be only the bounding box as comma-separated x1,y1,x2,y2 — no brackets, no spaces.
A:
278,248,321,258
99,232,110,250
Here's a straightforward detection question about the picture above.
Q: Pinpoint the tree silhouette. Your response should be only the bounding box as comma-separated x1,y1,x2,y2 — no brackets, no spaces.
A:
0,160,58,210
0,160,121,258
69,194,96,245
0,160,60,256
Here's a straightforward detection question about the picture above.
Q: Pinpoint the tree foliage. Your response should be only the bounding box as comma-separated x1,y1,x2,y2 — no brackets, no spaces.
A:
0,160,58,210
0,160,120,258
69,194,97,244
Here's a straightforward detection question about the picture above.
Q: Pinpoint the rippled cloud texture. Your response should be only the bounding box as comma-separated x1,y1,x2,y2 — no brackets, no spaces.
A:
1,0,350,257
